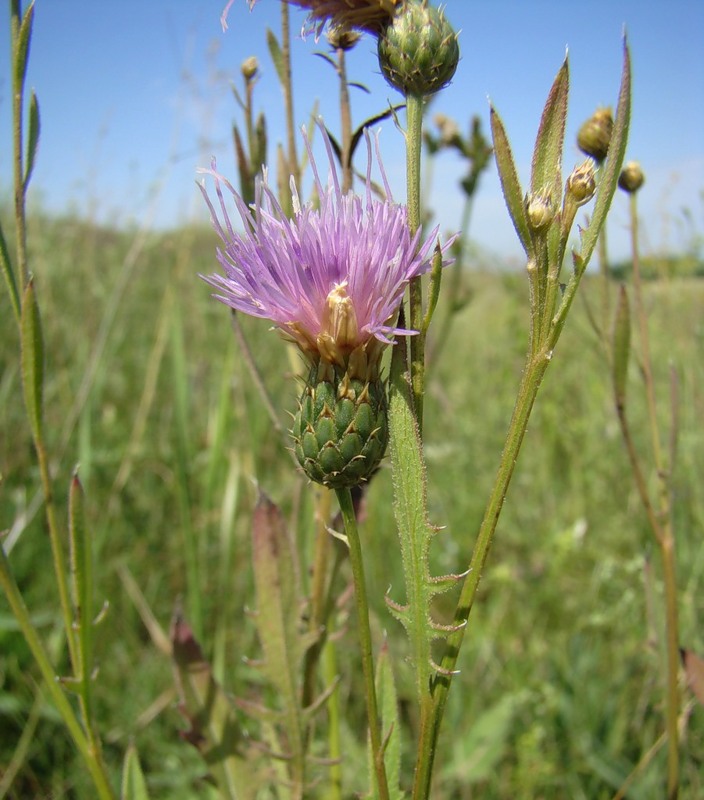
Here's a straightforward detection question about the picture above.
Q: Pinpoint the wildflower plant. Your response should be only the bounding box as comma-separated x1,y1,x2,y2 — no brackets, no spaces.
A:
14,0,704,798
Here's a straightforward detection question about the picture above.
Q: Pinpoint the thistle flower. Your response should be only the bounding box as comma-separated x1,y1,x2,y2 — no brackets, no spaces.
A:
222,0,400,36
199,122,450,487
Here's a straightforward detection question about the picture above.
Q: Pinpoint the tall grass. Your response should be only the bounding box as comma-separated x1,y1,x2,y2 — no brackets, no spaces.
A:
1,204,702,797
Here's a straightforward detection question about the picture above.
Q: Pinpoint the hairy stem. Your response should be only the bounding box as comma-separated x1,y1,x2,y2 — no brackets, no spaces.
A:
405,92,426,430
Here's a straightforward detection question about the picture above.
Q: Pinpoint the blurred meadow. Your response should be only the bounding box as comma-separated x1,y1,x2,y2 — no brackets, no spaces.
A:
2,207,703,796
2,2,704,799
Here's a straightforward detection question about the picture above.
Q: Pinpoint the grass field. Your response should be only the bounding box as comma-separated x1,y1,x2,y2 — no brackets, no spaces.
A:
1,207,702,798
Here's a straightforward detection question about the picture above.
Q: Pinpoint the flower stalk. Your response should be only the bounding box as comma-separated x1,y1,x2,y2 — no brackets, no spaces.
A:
335,487,390,800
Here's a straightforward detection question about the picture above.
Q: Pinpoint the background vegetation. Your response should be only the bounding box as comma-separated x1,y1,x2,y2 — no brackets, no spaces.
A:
1,200,702,796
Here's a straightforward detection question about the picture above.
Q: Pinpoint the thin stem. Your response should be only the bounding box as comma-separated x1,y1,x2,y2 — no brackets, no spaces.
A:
0,548,116,799
280,2,299,187
335,487,389,800
323,638,343,800
302,487,333,708
11,0,28,292
405,92,425,430
628,192,679,797
337,47,353,194
413,346,551,799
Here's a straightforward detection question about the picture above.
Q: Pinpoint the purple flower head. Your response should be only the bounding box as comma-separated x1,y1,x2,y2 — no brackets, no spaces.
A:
198,120,452,376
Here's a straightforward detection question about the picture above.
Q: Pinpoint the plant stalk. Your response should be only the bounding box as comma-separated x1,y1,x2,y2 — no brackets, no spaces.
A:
405,92,426,430
335,487,389,800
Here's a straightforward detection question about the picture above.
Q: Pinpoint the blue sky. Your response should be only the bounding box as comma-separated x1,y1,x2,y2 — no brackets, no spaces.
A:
1,0,703,264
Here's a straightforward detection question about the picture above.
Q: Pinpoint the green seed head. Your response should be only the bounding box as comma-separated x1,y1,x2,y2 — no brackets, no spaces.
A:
292,362,388,489
377,1,459,97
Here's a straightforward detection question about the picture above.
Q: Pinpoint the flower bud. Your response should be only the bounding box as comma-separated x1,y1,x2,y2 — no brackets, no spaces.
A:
326,23,362,51
241,56,259,81
577,107,613,162
566,159,596,206
377,1,459,97
618,161,645,194
525,188,555,233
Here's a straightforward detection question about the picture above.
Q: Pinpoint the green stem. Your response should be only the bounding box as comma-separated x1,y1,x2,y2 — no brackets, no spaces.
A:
0,548,116,799
337,47,353,194
280,2,299,187
323,638,343,800
405,92,425,430
335,488,389,800
628,193,679,798
413,346,551,799
11,0,28,293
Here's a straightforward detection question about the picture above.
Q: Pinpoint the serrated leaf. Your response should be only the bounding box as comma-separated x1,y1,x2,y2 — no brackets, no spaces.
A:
530,57,569,206
579,40,631,264
490,107,531,256
266,28,285,86
121,742,151,800
20,278,44,440
611,284,631,410
387,336,436,705
171,613,261,800
24,90,40,190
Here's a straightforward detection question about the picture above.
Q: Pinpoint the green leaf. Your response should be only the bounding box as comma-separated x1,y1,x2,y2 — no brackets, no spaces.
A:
14,2,34,94
171,613,262,799
579,40,631,264
611,284,631,410
0,220,21,323
530,57,569,206
251,493,314,784
375,643,404,800
68,471,94,696
24,90,40,190
20,278,44,440
266,28,285,86
387,335,436,704
490,107,531,256
120,743,151,800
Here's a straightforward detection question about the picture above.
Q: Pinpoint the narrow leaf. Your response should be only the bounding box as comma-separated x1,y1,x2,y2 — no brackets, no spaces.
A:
266,28,285,85
171,613,261,799
490,107,531,256
251,493,308,770
20,278,44,440
69,471,94,694
611,284,631,410
24,90,40,190
375,643,404,800
530,57,569,205
121,743,151,800
14,2,34,93
580,40,631,263
0,220,21,323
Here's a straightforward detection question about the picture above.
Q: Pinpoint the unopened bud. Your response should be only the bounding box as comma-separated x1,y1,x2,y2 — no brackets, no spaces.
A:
241,56,259,81
618,161,645,194
577,107,613,162
326,23,361,51
377,1,459,97
526,188,555,233
566,160,596,206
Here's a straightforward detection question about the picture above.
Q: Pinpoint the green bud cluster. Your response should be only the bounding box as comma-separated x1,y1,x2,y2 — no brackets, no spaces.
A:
292,364,388,489
377,1,459,97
